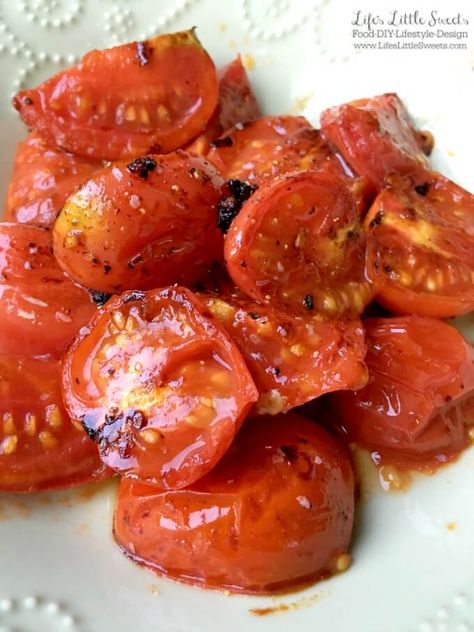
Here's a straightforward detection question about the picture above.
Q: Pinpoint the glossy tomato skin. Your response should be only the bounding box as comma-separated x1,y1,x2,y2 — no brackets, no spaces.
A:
330,317,474,466
201,292,368,414
114,412,355,594
62,287,258,490
0,223,96,358
224,171,374,317
321,93,428,189
53,152,225,293
4,132,101,229
186,55,261,156
0,354,109,492
365,171,474,318
13,30,218,161
207,115,354,186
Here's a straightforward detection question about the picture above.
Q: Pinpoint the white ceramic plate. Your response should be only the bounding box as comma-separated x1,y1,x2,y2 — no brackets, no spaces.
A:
1,0,474,631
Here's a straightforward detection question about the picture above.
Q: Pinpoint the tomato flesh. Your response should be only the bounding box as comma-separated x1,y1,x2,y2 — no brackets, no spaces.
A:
186,55,261,156
0,223,96,358
321,93,428,189
201,292,368,413
4,132,102,229
207,115,353,186
53,152,224,293
225,171,373,316
365,171,474,318
114,412,355,594
0,354,108,492
13,30,218,161
330,317,474,468
62,287,258,490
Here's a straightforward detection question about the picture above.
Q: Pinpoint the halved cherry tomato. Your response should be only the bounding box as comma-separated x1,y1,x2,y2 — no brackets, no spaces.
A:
114,412,355,594
201,292,368,414
62,287,258,490
53,152,224,293
13,30,218,161
321,93,429,189
4,132,102,229
0,354,108,492
0,223,96,358
364,171,474,318
330,317,474,468
186,55,261,156
225,171,373,316
207,115,353,185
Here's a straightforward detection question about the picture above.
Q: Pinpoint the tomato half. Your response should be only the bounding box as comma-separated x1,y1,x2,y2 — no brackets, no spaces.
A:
321,93,429,189
4,132,101,229
0,354,108,492
0,223,96,358
207,115,353,186
201,292,368,413
330,317,474,468
365,171,474,318
225,171,373,316
53,152,224,293
62,287,258,490
186,55,261,156
13,30,218,161
114,412,355,594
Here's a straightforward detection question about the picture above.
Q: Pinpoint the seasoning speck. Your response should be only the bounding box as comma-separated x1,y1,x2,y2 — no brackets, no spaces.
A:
303,294,314,310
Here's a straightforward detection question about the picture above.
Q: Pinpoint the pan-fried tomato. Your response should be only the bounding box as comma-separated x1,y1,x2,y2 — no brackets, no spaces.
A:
331,317,474,467
0,354,108,492
114,412,355,594
53,152,224,293
4,132,101,229
201,292,368,414
186,55,261,155
225,171,373,316
62,287,258,490
207,115,353,186
0,223,96,358
13,30,218,161
365,171,474,318
321,93,429,189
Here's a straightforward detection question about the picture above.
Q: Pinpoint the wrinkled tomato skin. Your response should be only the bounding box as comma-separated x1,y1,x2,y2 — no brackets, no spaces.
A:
13,30,218,161
201,292,368,414
321,93,428,189
207,115,354,186
330,317,474,467
114,412,355,594
62,287,258,490
224,171,373,317
4,132,101,229
365,171,474,318
186,55,261,156
0,223,96,358
53,152,225,293
0,354,109,492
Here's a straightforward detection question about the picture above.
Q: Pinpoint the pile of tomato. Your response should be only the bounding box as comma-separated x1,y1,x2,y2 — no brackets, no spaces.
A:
2,29,474,594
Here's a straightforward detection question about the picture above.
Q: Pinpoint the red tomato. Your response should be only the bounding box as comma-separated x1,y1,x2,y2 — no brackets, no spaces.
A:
186,55,261,156
207,115,353,186
225,171,373,316
52,152,225,293
114,412,355,594
321,93,429,189
13,30,218,161
0,223,96,358
201,292,368,413
0,354,108,492
4,132,101,229
330,317,474,468
364,171,474,318
62,287,258,490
